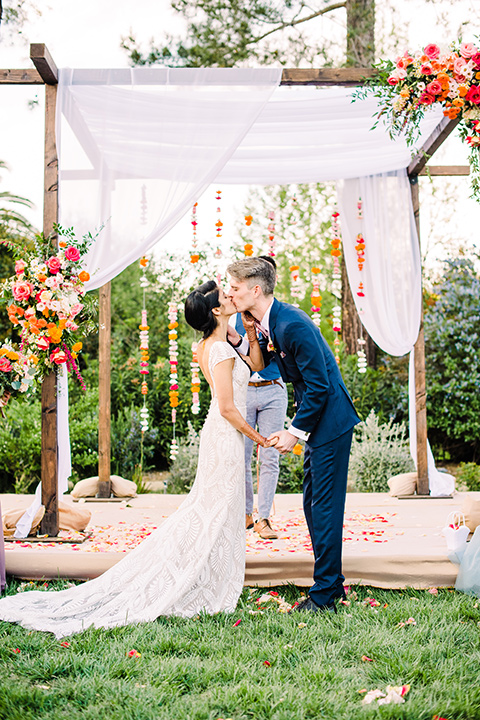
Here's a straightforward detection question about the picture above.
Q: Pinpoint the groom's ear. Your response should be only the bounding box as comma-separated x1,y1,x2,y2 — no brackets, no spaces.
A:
252,284,262,298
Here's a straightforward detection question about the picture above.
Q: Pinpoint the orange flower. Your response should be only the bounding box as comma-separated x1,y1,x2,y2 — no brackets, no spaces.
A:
72,342,83,352
78,271,90,282
168,322,178,330
58,241,67,248
331,249,341,257
190,254,199,264
139,257,148,267
292,443,303,456
458,85,469,97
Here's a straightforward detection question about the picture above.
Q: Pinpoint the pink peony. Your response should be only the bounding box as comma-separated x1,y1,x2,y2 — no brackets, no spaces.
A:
420,63,434,75
460,42,478,59
37,336,51,351
64,246,80,262
0,357,12,372
424,44,441,60
426,80,442,95
47,256,62,274
15,260,26,275
12,280,34,302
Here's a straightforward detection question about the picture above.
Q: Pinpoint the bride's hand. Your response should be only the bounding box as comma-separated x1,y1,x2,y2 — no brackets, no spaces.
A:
264,435,279,448
241,311,256,332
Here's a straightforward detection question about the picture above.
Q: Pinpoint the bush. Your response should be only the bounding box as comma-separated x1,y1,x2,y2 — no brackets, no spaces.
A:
457,462,480,492
0,396,41,493
277,448,304,494
167,422,200,493
349,410,414,493
110,406,158,480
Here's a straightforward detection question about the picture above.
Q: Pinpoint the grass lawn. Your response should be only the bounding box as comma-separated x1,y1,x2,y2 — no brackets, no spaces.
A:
1,580,479,720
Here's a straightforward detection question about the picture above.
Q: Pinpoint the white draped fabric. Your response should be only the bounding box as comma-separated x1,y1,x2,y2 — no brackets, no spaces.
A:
16,70,448,535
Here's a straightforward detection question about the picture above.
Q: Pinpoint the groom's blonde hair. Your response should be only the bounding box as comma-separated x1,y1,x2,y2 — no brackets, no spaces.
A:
227,257,276,296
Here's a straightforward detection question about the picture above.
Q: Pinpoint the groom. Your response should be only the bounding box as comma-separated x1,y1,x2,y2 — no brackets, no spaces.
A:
227,257,360,613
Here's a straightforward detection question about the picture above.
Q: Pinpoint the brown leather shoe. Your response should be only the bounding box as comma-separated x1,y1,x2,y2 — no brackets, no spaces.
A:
246,514,254,530
254,517,278,540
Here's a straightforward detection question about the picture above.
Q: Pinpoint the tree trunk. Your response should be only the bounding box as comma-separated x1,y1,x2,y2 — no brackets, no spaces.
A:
342,0,376,365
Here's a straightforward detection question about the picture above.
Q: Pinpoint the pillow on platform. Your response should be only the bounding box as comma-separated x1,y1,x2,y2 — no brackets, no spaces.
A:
461,493,480,533
58,502,91,531
387,472,417,497
111,475,137,498
71,476,99,498
2,505,45,538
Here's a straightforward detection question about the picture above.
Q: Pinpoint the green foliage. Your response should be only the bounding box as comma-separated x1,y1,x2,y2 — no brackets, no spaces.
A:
457,462,480,492
122,0,342,69
424,256,480,462
167,421,199,493
0,395,41,493
349,410,414,492
0,580,479,720
110,406,158,480
277,447,304,493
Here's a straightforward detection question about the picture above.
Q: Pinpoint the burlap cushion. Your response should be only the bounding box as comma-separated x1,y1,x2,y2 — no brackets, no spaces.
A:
58,502,91,531
461,493,480,533
2,505,45,538
388,472,417,497
111,475,137,498
70,476,99,498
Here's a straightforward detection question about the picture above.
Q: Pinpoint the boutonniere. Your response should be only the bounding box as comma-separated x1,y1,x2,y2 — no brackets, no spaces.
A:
267,338,276,353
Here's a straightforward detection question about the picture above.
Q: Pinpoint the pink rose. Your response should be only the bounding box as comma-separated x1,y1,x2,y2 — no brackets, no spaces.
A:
420,63,433,75
15,260,26,275
472,52,480,68
70,303,84,318
424,44,441,60
50,349,67,365
64,246,80,262
47,256,62,274
387,75,399,85
454,57,466,74
419,91,436,105
426,80,442,95
24,307,35,320
65,320,79,331
12,280,34,302
466,85,480,104
395,68,407,80
37,336,51,351
0,357,12,372
460,42,477,59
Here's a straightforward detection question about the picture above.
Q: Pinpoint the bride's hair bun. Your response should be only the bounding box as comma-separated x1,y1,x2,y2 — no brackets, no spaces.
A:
184,280,220,339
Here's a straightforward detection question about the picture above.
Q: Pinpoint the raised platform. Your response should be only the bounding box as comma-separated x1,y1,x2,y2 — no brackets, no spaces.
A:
1,492,462,589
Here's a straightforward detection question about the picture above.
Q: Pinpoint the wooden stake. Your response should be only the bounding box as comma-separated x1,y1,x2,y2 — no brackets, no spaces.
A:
410,176,429,495
98,282,112,497
40,82,59,535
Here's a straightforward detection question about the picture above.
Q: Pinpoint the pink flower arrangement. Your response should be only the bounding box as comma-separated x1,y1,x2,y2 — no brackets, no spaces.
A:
0,225,98,396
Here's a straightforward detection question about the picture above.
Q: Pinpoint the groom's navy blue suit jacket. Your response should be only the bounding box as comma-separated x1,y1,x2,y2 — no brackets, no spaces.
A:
268,298,360,447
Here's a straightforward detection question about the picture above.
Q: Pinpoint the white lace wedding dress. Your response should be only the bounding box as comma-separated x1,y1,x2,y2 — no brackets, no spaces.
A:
0,342,249,638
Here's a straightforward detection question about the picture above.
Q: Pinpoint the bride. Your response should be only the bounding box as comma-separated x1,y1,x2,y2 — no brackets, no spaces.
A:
0,280,272,638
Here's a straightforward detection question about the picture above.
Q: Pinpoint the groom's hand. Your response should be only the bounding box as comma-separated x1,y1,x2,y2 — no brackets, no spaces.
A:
268,430,297,454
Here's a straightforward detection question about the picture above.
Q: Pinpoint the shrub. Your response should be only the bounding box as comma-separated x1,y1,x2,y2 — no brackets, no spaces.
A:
277,448,304,494
457,462,480,492
110,406,158,480
349,410,414,492
167,422,200,493
0,396,41,493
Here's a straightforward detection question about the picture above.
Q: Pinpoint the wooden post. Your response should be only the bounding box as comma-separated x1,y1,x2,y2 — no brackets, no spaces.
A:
410,175,429,495
40,81,59,534
98,282,112,497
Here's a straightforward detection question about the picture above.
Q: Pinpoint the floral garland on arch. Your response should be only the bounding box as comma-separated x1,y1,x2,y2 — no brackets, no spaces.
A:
355,40,480,200
0,225,98,396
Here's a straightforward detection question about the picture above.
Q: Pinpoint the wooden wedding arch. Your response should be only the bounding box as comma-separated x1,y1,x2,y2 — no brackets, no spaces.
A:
1,44,470,535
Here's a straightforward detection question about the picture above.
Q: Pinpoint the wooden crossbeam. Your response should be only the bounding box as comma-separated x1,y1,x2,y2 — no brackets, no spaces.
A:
30,43,58,84
0,68,43,84
280,67,374,85
407,117,460,176
419,165,470,176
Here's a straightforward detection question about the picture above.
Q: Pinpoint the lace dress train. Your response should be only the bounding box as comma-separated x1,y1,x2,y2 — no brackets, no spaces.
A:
0,342,248,638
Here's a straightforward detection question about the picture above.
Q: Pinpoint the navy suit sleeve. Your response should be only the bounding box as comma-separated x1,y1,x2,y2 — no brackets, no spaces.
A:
284,319,331,434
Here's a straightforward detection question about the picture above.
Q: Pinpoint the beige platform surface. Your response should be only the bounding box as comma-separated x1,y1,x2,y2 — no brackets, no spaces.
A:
1,492,462,589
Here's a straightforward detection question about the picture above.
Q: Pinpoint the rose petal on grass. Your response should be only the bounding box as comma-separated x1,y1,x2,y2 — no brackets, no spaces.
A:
233,619,242,627
361,655,374,662
127,649,141,658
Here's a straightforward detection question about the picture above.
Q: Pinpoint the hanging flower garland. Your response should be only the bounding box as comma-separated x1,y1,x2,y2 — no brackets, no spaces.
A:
190,203,199,264
310,267,322,327
168,301,179,462
354,40,480,200
244,214,253,256
267,210,276,257
190,341,201,415
138,257,150,432
330,210,342,365
354,198,368,374
215,189,223,254
289,264,302,306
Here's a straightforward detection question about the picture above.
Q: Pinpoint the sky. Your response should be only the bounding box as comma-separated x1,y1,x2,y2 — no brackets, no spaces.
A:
1,0,480,267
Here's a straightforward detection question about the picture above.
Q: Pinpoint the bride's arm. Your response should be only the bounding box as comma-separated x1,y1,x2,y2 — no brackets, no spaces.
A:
214,360,271,447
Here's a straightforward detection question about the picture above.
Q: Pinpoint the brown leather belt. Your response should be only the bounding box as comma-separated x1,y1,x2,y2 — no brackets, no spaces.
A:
248,379,284,388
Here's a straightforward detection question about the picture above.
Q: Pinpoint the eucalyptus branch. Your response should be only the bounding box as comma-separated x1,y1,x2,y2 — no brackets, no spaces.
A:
248,1,346,45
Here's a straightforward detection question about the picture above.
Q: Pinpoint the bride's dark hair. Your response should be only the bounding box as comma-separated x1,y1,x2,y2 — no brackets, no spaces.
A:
184,280,221,339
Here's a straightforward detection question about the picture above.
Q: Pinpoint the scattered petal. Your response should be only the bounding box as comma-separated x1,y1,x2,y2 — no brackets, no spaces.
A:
127,649,141,658
297,622,307,628
233,619,242,627
361,655,374,662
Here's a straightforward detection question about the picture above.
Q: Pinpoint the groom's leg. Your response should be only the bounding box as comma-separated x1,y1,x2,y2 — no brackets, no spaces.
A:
306,429,353,607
